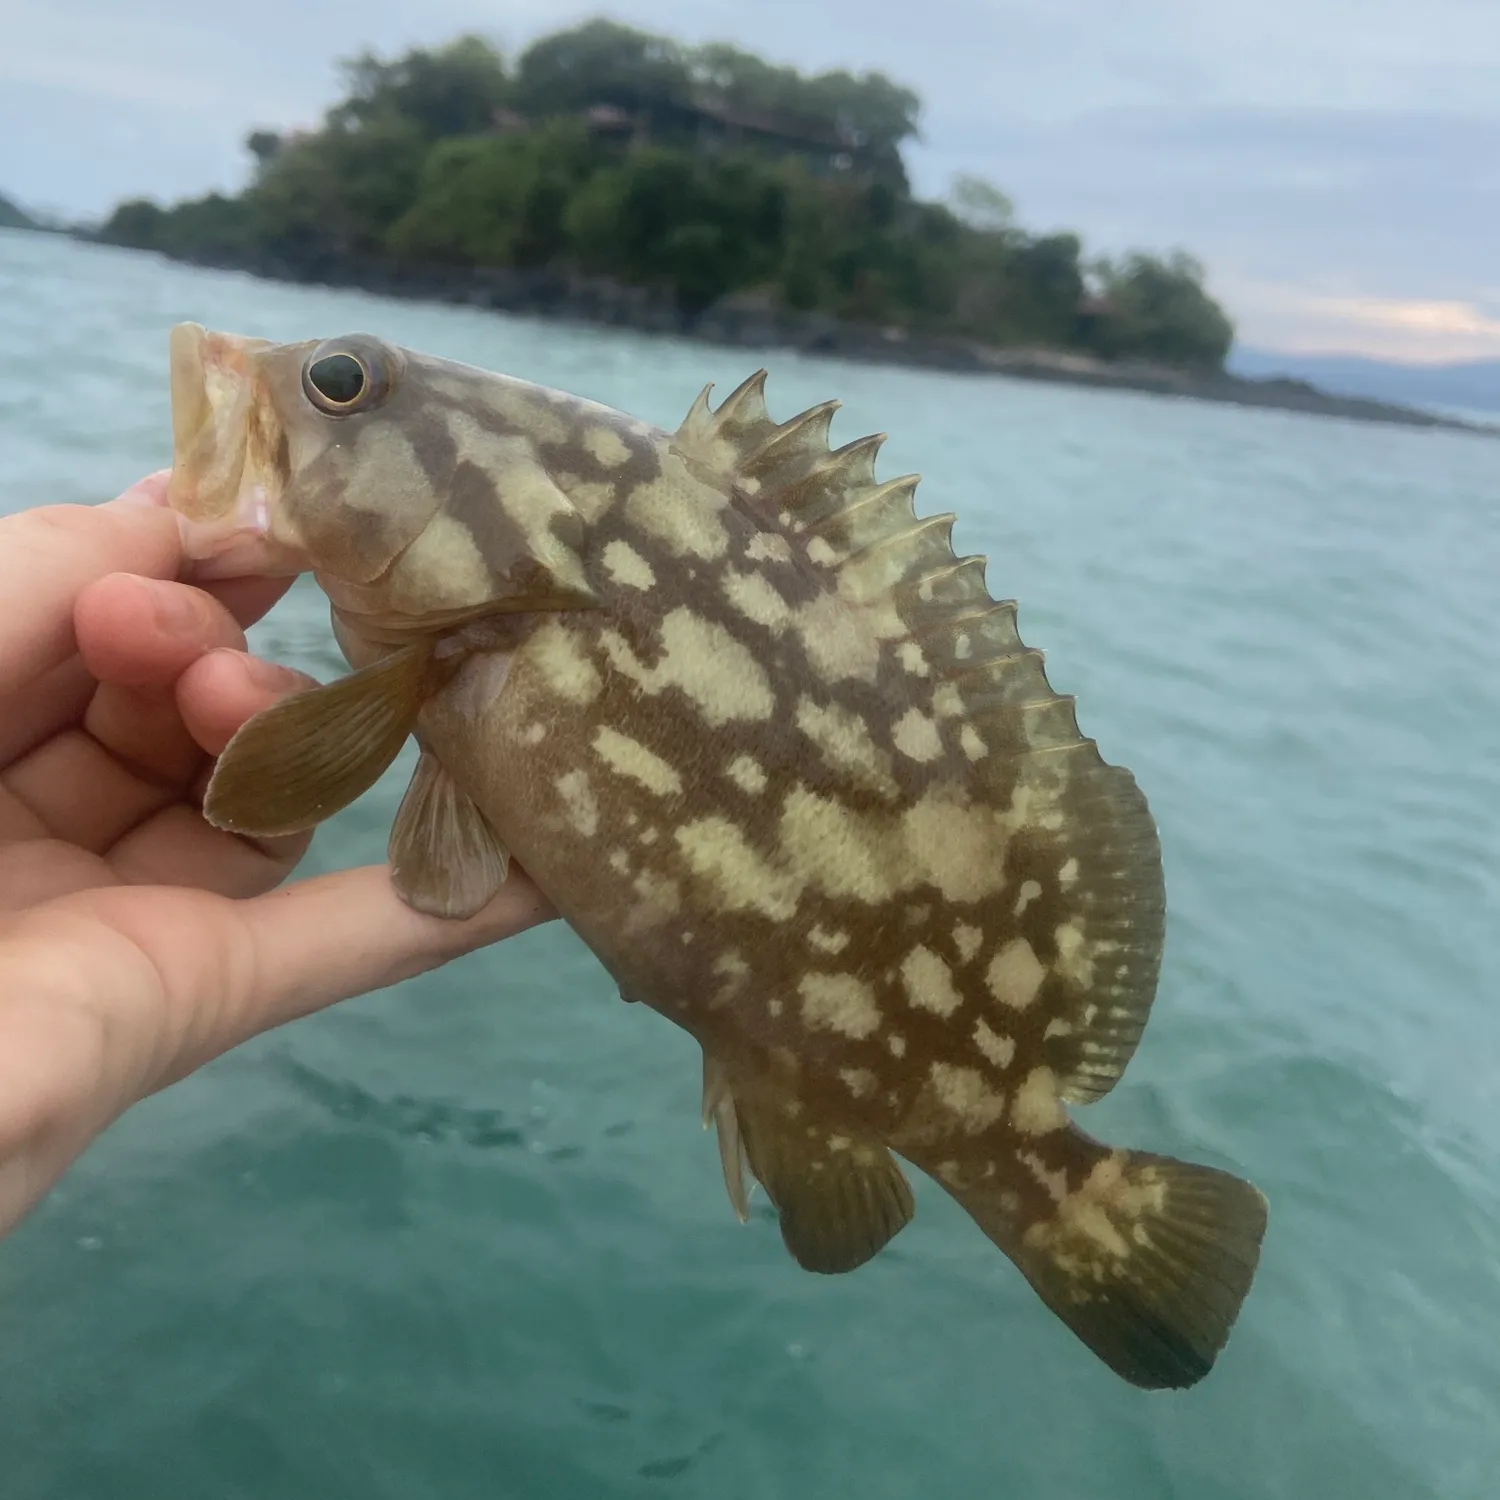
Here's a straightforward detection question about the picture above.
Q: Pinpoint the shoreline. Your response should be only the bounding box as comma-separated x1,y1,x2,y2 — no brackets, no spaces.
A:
129,242,1498,437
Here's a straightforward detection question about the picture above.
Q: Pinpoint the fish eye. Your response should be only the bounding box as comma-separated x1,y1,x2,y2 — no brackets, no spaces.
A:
306,353,366,407
301,338,398,414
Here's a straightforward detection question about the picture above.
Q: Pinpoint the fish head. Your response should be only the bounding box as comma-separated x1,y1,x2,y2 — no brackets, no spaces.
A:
166,322,598,618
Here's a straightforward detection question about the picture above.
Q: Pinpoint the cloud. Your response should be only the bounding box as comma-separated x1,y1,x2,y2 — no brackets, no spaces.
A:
919,102,1500,356
1226,287,1500,362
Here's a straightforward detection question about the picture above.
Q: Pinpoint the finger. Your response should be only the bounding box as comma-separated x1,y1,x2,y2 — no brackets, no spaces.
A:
76,574,249,691
107,804,310,897
5,626,314,857
78,577,263,791
5,569,231,778
61,865,556,1096
0,838,115,914
0,656,94,766
177,864,557,1082
2,730,174,855
176,648,318,757
0,501,181,699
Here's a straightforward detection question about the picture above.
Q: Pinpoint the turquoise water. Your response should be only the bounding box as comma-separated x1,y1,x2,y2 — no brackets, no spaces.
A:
2,227,1497,1498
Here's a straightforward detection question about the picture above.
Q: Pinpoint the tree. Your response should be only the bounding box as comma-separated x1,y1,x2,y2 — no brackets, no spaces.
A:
386,122,597,267
246,117,431,263
98,198,164,249
1085,251,1234,368
245,131,282,168
512,20,690,120
331,35,510,140
949,174,1014,234
566,149,787,312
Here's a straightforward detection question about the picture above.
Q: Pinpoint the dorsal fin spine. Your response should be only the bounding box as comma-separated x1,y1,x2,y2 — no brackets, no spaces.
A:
676,383,716,444
741,400,842,479
709,369,770,437
912,557,991,608
805,475,922,559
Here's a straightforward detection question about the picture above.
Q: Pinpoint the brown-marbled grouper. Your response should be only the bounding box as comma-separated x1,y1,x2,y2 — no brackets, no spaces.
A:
165,323,1267,1389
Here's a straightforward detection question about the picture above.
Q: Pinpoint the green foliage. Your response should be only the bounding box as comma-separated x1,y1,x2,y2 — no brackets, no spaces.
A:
332,35,510,139
1083,252,1235,368
687,44,919,168
245,131,282,166
387,122,597,267
949,174,1014,233
513,20,690,119
247,115,431,260
567,148,788,313
101,193,250,259
95,23,1235,369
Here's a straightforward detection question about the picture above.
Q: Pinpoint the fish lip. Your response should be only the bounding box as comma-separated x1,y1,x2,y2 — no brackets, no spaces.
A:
165,321,307,578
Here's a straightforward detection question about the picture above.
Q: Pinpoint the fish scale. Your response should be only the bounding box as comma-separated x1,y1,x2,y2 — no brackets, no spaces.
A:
165,321,1268,1390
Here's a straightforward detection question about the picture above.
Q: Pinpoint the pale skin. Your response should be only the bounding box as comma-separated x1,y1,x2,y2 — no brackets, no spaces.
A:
0,471,554,1239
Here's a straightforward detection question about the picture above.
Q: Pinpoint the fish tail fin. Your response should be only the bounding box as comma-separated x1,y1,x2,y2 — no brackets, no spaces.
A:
959,1131,1267,1389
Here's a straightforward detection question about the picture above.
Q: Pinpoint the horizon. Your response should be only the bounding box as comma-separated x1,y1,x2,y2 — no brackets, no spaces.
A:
3,2,1496,364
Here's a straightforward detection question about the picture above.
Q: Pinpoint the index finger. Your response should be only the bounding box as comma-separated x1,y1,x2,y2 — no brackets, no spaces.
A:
0,481,183,699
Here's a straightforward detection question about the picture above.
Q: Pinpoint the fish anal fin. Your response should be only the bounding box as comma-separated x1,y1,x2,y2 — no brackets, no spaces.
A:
958,1134,1267,1389
204,642,433,838
388,746,510,918
702,1050,750,1222
728,1080,914,1274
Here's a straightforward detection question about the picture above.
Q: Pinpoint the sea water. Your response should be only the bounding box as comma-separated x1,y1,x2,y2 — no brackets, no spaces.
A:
1,228,1497,1499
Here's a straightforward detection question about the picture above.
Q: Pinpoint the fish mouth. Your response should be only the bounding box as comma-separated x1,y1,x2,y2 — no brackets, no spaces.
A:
166,322,306,578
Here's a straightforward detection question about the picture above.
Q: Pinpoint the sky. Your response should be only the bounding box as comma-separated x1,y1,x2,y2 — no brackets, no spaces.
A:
4,0,1498,362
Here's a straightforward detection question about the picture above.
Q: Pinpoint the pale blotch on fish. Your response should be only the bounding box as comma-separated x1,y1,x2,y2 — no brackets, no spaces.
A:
166,322,1267,1390
601,539,656,590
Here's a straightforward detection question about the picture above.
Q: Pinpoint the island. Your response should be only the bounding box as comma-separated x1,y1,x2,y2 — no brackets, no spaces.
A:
87,23,1492,436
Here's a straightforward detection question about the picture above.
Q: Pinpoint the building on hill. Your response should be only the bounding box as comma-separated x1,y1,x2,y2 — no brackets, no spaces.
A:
570,94,868,174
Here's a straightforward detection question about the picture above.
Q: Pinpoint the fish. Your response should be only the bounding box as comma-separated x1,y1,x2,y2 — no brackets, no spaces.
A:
165,320,1268,1389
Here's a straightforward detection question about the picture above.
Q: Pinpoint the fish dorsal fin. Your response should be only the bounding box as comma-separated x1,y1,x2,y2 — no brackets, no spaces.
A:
676,373,1166,1103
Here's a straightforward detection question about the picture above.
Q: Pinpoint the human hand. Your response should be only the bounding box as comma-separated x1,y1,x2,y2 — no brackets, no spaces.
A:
0,473,553,1237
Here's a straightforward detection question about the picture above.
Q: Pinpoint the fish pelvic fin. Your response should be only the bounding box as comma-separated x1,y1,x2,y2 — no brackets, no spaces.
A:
388,744,510,918
204,641,435,838
702,1048,914,1273
959,1130,1267,1389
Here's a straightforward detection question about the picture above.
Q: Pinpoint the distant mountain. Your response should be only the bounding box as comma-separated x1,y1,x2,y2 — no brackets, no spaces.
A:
1229,346,1500,415
0,193,39,230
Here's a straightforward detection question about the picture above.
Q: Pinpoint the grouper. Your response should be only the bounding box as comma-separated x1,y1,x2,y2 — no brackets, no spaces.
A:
165,323,1267,1389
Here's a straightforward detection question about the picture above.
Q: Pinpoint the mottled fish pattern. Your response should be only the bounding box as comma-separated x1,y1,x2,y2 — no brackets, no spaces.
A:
166,323,1267,1389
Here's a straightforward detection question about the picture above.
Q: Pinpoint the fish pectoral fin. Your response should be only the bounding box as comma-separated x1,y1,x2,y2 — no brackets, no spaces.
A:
204,642,432,838
961,1135,1268,1389
725,1080,914,1274
388,747,510,919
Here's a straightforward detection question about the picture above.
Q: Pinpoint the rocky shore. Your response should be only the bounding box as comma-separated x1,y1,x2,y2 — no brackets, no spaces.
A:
165,247,1495,436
